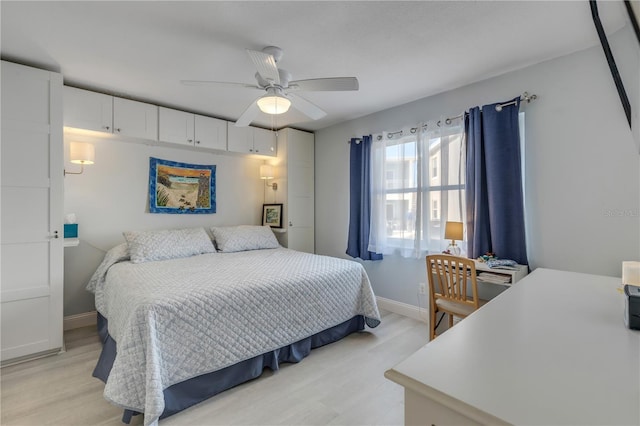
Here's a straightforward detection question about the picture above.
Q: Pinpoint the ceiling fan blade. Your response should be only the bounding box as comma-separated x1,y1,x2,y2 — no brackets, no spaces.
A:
288,77,359,92
288,93,327,120
246,49,280,85
234,99,261,127
181,80,261,90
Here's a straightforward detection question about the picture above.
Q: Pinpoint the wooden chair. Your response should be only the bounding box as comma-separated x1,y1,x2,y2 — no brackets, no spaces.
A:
426,254,488,340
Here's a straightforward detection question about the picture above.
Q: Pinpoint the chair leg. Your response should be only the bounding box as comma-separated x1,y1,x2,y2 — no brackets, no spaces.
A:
429,308,436,341
448,313,454,329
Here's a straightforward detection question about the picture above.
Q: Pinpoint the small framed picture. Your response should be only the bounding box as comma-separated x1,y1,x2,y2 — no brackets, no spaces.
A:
262,203,283,228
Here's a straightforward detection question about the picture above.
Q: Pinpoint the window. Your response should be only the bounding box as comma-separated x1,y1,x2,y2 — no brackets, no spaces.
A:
369,121,466,258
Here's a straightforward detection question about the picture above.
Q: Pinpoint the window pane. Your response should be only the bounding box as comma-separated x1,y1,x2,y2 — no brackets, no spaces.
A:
445,133,465,185
385,138,416,190
385,191,417,241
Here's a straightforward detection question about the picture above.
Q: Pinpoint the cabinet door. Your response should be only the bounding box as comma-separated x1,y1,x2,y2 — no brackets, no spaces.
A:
1,61,64,361
113,97,158,140
63,86,112,133
287,129,314,253
288,129,314,166
195,115,227,151
253,127,277,157
159,107,194,145
227,122,253,154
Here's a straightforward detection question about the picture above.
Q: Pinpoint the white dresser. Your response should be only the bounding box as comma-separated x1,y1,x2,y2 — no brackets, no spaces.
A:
385,268,640,425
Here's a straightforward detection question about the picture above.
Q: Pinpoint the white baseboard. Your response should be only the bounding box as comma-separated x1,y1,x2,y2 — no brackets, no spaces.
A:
376,296,428,323
63,311,97,331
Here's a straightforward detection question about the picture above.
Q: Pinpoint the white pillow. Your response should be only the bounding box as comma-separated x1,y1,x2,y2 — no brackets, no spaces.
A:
123,227,216,263
211,225,279,253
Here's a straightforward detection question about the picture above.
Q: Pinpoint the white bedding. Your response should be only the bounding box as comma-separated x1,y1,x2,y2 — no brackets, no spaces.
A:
88,246,380,426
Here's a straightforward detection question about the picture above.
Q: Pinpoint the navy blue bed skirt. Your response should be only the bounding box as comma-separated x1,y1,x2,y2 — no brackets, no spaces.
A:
93,313,365,423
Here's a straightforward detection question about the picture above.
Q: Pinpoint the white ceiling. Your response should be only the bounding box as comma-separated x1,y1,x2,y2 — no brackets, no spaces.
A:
0,1,629,131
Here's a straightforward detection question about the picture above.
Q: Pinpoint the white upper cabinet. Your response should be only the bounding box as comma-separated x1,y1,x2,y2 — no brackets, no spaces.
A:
194,114,227,151
253,127,277,156
64,86,158,141
113,97,158,140
159,107,194,145
159,108,227,151
227,122,276,157
227,123,253,153
63,86,112,132
64,86,263,156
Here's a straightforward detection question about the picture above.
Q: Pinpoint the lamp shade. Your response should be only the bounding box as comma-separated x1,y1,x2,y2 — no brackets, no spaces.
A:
260,164,274,179
444,221,463,241
69,142,95,165
623,261,640,285
257,95,291,115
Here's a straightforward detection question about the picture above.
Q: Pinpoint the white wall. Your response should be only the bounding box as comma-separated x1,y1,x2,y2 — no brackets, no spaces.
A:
63,135,265,315
315,42,640,307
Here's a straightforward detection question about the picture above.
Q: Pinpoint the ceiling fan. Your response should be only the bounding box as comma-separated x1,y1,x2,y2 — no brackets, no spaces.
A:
181,46,359,127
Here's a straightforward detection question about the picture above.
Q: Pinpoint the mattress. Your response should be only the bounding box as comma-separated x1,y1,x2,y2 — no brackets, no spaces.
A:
88,245,380,426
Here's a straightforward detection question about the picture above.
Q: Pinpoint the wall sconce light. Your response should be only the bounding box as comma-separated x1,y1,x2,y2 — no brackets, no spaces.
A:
444,221,464,256
260,164,277,190
65,142,95,176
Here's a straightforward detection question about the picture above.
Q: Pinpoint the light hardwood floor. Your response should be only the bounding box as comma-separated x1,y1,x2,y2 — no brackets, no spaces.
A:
1,311,427,426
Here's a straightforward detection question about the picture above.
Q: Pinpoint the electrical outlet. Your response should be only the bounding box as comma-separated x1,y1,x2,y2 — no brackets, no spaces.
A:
418,282,427,294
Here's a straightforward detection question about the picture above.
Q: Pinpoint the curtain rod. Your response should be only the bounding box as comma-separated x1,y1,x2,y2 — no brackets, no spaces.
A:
349,91,537,143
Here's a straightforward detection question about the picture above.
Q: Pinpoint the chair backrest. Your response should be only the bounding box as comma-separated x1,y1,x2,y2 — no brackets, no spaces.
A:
426,254,480,309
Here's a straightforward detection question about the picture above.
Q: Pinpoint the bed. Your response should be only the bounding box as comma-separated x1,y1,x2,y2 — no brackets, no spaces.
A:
87,226,381,426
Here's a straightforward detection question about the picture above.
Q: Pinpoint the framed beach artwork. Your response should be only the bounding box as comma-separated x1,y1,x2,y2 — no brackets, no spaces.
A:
149,157,216,214
262,203,283,228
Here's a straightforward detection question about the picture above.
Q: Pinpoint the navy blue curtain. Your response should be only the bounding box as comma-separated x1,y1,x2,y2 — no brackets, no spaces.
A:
465,98,528,265
346,136,382,261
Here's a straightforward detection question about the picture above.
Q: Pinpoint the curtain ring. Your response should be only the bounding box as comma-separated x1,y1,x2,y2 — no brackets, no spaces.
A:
437,120,441,127
445,118,452,125
377,135,382,141
410,128,417,134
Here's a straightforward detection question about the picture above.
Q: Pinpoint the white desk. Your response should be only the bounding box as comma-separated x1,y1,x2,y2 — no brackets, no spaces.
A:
385,268,640,425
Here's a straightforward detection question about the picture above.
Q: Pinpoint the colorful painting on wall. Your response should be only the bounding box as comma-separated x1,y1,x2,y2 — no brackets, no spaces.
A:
149,157,216,214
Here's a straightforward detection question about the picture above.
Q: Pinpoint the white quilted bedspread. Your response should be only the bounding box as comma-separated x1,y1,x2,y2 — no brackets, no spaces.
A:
88,246,380,426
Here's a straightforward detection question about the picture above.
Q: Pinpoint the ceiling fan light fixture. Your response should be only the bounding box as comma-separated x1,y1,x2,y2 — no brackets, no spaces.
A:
257,94,291,115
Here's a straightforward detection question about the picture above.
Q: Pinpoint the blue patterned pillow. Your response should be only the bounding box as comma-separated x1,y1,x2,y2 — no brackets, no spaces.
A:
123,227,216,263
211,225,279,253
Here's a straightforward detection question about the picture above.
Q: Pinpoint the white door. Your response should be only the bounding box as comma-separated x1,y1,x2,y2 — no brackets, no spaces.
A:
1,61,64,362
287,129,315,253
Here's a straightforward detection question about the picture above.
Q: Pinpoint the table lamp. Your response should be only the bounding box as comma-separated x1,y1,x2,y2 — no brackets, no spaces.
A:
444,221,463,256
